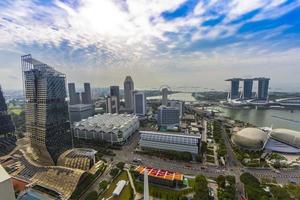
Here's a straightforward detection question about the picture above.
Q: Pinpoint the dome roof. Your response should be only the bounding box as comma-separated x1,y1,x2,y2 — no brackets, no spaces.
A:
231,128,268,150
270,129,300,149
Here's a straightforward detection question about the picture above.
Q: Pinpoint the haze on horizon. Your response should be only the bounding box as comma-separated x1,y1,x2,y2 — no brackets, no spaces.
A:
0,0,300,92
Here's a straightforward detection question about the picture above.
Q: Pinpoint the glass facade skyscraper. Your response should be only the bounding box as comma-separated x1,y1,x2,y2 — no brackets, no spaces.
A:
243,79,253,99
22,54,72,165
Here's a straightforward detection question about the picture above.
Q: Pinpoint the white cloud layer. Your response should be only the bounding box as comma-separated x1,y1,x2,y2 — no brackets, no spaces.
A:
0,0,300,90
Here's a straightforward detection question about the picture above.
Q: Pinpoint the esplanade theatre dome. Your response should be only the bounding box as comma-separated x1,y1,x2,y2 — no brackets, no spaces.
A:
270,129,300,148
231,127,268,150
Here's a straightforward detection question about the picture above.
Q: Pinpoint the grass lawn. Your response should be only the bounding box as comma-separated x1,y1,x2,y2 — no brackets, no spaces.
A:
9,108,22,115
100,171,133,200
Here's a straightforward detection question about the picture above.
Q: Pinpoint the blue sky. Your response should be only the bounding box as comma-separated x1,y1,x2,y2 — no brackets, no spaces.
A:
0,0,300,91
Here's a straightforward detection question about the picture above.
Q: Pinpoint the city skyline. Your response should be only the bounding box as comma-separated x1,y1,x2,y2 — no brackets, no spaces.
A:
0,0,300,91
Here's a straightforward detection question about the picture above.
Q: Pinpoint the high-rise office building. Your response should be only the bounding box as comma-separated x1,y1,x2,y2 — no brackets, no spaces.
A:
110,86,120,111
243,79,253,99
157,106,180,128
68,83,81,105
227,78,240,99
106,95,119,114
161,87,169,106
133,91,146,116
22,54,72,165
169,100,184,119
124,76,134,110
81,82,92,104
257,78,270,101
0,86,15,137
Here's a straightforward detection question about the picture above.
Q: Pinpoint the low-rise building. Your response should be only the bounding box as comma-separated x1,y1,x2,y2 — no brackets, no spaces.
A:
73,113,139,144
139,131,201,154
0,165,15,200
135,166,184,188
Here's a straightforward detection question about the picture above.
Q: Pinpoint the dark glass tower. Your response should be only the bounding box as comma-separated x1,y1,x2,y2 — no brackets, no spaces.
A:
0,86,15,136
22,54,71,165
257,78,270,101
110,86,120,111
230,79,240,99
243,79,253,99
81,82,92,104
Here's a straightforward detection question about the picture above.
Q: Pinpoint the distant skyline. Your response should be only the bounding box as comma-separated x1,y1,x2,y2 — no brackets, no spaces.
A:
0,0,300,91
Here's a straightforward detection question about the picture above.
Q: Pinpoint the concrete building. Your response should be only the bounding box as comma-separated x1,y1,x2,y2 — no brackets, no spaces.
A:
157,106,180,129
257,78,270,101
0,165,15,200
69,104,94,123
139,131,201,154
81,82,92,104
133,91,146,116
73,113,139,144
22,54,72,165
106,95,119,114
243,79,253,99
68,83,80,105
161,87,169,106
169,100,184,119
110,86,120,110
124,76,134,110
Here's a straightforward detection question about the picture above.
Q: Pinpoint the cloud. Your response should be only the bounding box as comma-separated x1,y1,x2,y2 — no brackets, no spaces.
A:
0,0,300,90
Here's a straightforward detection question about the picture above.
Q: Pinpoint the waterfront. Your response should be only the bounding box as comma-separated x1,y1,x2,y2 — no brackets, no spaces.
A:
147,92,196,102
217,106,300,131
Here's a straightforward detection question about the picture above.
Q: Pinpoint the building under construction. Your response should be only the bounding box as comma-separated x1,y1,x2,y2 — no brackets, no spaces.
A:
21,54,72,165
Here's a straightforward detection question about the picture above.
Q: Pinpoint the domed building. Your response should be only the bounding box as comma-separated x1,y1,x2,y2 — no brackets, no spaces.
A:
231,128,269,150
270,129,300,148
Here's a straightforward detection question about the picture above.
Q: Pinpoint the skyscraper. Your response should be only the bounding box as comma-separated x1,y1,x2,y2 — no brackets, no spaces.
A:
157,106,180,129
0,85,15,137
133,91,146,116
243,79,253,99
226,78,240,99
22,54,72,165
68,83,80,105
82,82,92,104
106,95,119,114
161,87,169,106
257,78,270,101
124,76,134,110
110,86,120,111
144,169,149,200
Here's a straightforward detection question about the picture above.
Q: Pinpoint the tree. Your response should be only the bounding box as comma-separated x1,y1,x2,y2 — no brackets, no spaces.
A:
193,175,209,200
99,180,108,190
216,175,226,188
109,168,119,177
116,162,125,170
85,191,98,200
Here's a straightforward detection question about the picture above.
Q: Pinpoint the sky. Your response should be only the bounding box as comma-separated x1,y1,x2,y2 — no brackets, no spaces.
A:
0,0,300,92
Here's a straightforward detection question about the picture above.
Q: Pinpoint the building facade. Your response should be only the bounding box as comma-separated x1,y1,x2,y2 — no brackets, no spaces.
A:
243,79,253,99
257,78,270,101
157,106,180,128
69,104,94,123
81,82,92,104
73,113,139,144
124,76,134,110
133,92,146,116
110,86,120,110
106,95,119,114
161,87,169,106
139,131,201,154
169,100,184,119
22,54,72,165
68,83,80,105
0,86,15,137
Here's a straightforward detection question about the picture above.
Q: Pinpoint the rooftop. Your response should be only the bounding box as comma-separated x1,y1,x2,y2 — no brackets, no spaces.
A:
135,166,183,181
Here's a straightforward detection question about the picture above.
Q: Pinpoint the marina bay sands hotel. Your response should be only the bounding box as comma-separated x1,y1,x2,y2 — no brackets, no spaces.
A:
226,78,270,101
